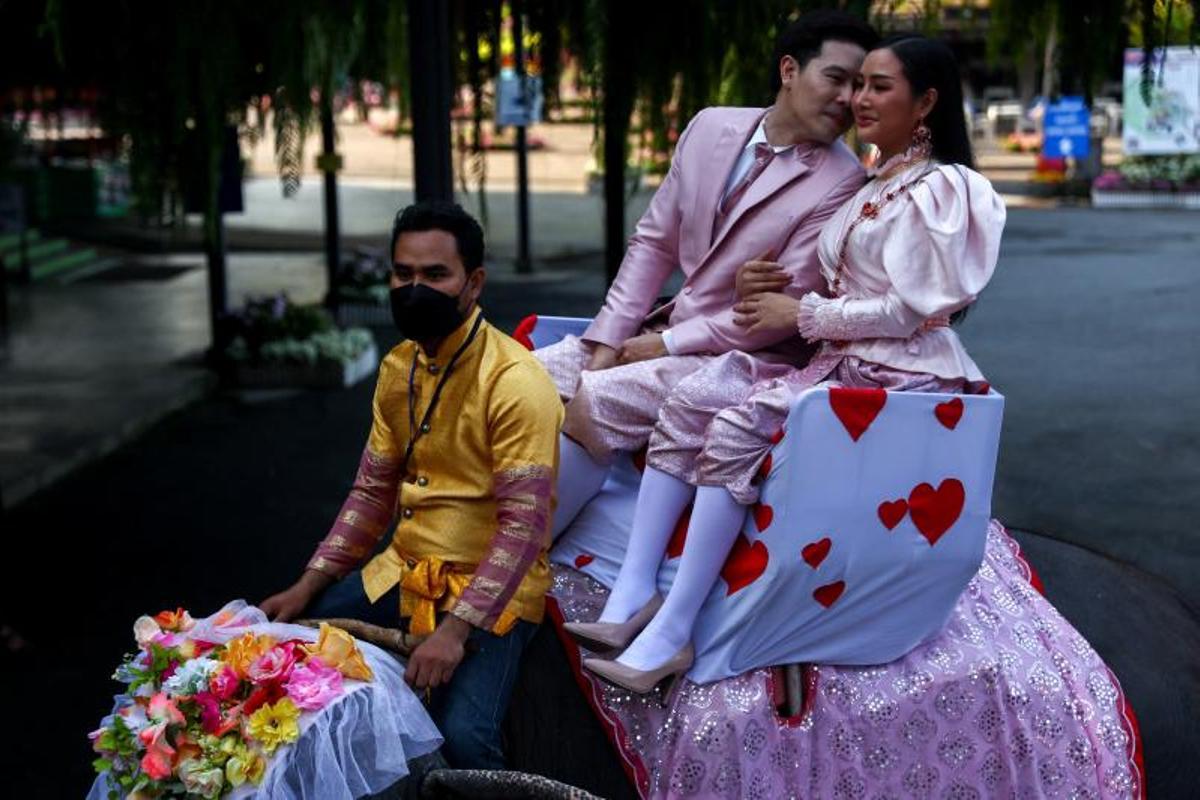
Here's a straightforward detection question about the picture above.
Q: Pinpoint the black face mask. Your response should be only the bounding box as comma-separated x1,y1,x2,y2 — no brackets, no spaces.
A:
390,283,468,342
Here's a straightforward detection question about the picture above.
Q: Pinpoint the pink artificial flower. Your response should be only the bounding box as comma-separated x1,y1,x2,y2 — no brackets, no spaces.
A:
150,631,183,649
147,692,185,726
285,657,344,711
209,664,241,701
137,722,176,781
193,692,222,735
247,642,297,686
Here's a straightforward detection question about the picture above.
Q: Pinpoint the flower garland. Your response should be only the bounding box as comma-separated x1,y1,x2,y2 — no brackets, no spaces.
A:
90,608,373,799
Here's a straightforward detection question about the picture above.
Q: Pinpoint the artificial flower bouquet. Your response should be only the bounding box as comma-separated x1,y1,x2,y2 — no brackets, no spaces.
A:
90,604,374,799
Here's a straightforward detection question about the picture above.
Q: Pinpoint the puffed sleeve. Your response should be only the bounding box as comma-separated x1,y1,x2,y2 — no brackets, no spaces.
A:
796,165,1005,342
883,165,1004,317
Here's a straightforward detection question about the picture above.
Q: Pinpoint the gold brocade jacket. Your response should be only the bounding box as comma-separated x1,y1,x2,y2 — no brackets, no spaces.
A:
307,307,563,635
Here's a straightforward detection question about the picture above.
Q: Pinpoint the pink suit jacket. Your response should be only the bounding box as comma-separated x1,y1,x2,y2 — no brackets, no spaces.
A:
584,106,865,362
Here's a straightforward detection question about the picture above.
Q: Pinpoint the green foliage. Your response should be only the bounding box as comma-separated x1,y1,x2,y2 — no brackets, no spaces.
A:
22,2,405,220
989,0,1200,101
1118,153,1200,186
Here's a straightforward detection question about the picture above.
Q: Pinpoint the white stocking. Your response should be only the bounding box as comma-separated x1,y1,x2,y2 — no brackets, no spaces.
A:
599,467,695,623
617,485,746,671
552,435,610,539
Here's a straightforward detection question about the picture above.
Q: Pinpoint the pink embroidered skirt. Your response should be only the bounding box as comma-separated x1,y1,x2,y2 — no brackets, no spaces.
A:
535,337,789,467
548,522,1144,799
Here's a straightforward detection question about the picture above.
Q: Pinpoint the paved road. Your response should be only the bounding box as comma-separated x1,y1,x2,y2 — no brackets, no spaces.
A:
959,207,1200,614
2,204,1198,794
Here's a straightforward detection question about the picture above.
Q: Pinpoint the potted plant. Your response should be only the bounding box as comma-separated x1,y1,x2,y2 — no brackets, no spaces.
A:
332,246,393,327
222,293,377,389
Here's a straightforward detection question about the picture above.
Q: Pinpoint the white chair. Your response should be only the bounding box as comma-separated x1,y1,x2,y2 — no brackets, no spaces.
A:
522,315,1004,693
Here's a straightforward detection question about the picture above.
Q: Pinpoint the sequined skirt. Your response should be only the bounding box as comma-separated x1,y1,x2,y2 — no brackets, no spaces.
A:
548,522,1143,800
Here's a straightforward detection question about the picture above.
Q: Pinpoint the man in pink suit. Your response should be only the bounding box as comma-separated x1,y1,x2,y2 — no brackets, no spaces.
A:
536,11,878,533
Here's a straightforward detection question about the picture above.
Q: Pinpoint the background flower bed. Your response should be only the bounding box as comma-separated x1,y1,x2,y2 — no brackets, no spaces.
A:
1094,154,1200,193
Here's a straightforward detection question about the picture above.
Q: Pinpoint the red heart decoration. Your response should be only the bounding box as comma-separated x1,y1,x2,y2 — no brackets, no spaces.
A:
771,427,786,445
665,505,692,559
908,478,966,546
801,537,832,569
574,553,594,569
935,397,964,430
753,503,774,532
756,453,773,481
877,499,908,530
721,534,769,596
512,315,538,350
813,580,845,608
829,388,887,442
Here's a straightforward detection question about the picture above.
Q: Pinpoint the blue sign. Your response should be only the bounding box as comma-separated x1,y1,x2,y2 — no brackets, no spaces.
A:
1043,96,1091,158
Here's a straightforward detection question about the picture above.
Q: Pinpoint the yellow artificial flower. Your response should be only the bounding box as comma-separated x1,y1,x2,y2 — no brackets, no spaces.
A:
221,632,276,678
246,698,300,754
225,743,267,787
302,624,374,681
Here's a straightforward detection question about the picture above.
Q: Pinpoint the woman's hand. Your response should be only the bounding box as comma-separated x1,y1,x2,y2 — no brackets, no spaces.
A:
735,260,791,299
734,293,801,335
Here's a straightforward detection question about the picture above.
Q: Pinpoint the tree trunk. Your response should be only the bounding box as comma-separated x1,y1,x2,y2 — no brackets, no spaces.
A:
320,94,341,312
408,0,454,203
601,9,635,286
1040,14,1058,101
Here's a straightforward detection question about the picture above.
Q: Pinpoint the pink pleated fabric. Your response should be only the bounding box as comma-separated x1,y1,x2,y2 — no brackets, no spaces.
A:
536,336,790,468
549,522,1143,800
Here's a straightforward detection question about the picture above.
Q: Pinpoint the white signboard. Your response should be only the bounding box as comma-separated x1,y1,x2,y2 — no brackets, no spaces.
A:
1123,47,1200,155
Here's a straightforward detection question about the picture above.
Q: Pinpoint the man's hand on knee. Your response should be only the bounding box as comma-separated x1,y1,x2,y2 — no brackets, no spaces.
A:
585,342,619,371
405,615,471,690
616,333,667,365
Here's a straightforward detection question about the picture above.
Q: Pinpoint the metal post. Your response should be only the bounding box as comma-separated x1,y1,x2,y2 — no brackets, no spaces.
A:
512,0,532,273
408,0,454,203
206,211,228,357
320,97,342,311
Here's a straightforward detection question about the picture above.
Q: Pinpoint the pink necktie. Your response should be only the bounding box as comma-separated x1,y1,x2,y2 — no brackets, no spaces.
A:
719,142,777,216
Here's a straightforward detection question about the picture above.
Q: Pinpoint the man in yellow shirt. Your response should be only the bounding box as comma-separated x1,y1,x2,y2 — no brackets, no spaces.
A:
261,201,562,769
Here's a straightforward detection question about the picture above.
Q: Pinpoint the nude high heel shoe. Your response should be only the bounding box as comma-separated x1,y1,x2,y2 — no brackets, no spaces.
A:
562,594,663,653
582,642,695,699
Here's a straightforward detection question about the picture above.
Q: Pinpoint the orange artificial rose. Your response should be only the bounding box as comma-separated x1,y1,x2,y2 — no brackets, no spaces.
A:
302,624,374,681
221,632,277,679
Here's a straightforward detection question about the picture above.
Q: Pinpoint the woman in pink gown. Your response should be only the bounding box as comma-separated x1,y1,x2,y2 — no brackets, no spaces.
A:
556,34,1142,799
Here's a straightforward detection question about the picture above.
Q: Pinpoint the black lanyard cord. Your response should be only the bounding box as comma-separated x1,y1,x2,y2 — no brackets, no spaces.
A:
403,312,485,472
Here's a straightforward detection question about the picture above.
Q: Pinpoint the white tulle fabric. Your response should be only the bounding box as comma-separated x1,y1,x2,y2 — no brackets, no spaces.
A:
87,600,442,800
804,162,1005,381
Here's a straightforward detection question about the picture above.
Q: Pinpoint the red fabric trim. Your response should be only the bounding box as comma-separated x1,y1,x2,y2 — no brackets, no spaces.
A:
770,664,820,728
513,314,538,350
544,596,649,797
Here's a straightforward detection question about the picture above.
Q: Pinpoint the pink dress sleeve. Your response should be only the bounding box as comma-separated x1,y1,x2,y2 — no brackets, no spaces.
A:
797,165,1005,343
